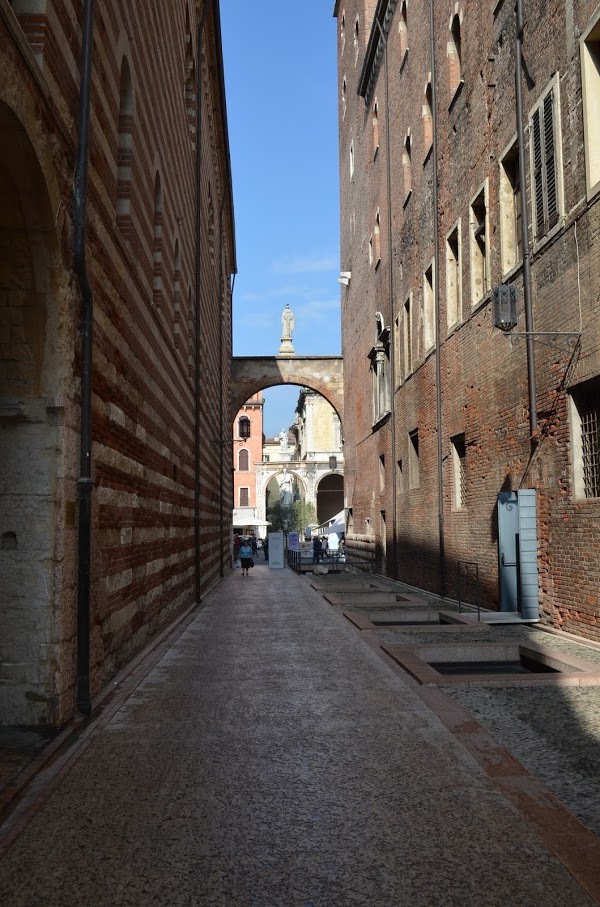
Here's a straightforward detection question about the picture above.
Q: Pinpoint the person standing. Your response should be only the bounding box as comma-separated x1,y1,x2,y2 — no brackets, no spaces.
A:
312,536,322,564
239,539,253,576
263,536,269,561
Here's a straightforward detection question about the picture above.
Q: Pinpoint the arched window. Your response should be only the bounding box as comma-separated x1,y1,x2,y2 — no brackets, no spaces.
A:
448,13,462,96
238,416,251,440
152,171,163,307
238,449,249,471
117,57,134,238
354,17,360,64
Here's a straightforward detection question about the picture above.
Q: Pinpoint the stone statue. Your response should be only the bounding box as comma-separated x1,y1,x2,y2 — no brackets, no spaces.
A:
282,304,295,340
279,470,293,505
279,429,289,453
279,304,295,354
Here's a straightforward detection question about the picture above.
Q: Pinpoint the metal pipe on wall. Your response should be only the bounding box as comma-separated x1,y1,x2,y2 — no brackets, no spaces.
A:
374,15,398,580
515,0,538,441
73,0,96,717
429,0,446,597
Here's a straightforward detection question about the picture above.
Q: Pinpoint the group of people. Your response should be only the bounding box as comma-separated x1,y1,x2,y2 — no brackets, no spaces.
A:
233,532,269,576
312,533,345,564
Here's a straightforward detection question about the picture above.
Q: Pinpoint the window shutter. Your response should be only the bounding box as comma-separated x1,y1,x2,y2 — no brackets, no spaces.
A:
543,91,558,230
532,107,545,239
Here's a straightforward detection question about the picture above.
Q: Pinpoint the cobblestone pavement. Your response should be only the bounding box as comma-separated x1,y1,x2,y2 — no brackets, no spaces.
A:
0,563,598,906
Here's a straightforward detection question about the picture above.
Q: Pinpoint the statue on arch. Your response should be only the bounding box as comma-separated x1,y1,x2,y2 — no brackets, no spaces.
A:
279,304,295,354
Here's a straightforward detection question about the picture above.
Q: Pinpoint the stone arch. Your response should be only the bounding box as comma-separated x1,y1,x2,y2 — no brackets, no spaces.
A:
0,100,63,724
265,470,308,508
230,356,344,429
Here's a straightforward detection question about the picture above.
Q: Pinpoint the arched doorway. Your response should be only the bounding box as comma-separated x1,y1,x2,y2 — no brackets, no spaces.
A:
316,473,344,526
0,102,63,725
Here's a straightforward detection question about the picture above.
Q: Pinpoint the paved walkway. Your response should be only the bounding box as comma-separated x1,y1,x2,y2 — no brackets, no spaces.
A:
0,563,598,905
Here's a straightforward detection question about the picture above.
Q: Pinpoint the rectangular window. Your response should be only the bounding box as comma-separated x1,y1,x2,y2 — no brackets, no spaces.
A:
397,458,404,493
403,295,412,376
530,80,561,241
239,488,249,506
469,183,489,306
570,379,600,499
499,141,523,274
409,429,420,489
451,433,467,510
423,262,435,350
445,223,461,329
580,15,600,197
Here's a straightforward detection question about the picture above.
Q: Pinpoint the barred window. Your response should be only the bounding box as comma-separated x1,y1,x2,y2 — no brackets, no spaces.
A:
571,381,600,499
239,488,249,507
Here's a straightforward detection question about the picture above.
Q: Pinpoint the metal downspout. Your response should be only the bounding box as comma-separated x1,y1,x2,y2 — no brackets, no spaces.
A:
429,0,445,596
374,17,398,579
194,3,209,605
218,196,226,578
515,0,538,441
73,0,96,716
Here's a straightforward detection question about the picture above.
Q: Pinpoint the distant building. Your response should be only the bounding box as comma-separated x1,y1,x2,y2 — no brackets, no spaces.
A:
232,394,270,538
256,390,344,530
335,0,600,636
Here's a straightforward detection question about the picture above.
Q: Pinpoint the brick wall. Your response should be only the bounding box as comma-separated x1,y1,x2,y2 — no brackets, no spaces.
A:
0,0,235,724
337,0,600,639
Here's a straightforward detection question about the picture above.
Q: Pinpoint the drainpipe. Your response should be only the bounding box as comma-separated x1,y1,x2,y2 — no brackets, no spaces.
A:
194,2,209,604
73,0,95,717
218,195,226,578
429,0,445,597
515,0,538,442
374,16,398,579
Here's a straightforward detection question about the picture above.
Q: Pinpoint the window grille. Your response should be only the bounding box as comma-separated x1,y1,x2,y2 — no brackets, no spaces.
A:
239,488,249,507
581,397,600,498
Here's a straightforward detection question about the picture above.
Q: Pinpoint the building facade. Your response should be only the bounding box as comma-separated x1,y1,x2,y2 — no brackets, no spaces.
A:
232,393,270,536
0,0,235,725
335,0,600,637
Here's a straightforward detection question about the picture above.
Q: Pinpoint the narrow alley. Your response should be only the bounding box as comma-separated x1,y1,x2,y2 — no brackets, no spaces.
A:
0,563,597,906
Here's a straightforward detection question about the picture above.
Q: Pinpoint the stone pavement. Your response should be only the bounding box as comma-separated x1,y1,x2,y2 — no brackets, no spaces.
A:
0,562,598,906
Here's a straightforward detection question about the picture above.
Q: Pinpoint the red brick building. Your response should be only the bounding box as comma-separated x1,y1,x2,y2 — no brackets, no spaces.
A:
0,0,235,725
335,0,600,638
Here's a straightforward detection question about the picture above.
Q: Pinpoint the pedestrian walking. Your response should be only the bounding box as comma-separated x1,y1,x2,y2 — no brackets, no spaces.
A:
263,536,269,561
233,533,242,567
239,539,253,576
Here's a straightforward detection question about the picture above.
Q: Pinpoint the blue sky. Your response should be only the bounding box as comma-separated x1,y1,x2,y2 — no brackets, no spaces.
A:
220,0,341,437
